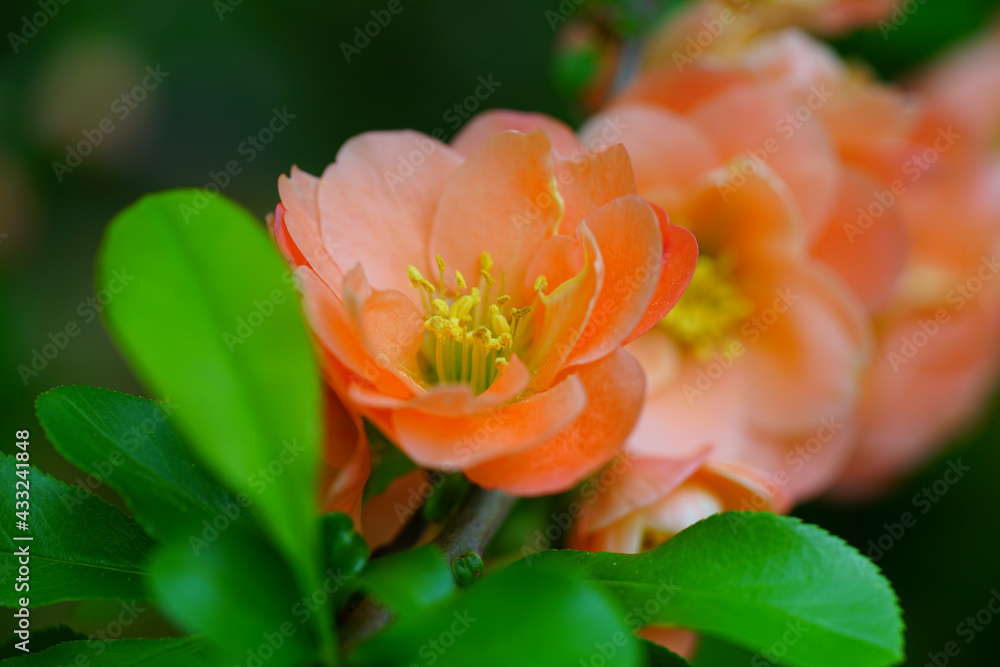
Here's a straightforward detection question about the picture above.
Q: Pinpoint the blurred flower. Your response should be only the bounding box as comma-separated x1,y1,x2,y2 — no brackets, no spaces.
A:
580,28,885,518
272,113,696,497
837,29,1000,496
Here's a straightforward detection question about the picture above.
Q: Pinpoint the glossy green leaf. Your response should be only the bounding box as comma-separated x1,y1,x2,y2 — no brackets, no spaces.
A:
0,625,86,659
0,454,154,607
350,565,641,667
150,524,318,667
515,513,904,667
0,636,216,666
359,545,455,617
321,512,369,610
97,190,330,653
36,385,251,542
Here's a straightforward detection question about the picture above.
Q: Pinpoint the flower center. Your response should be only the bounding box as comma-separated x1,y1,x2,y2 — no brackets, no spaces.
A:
408,252,536,395
658,254,753,358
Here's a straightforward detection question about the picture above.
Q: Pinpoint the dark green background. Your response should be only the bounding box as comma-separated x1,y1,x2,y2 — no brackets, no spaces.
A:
1,1,998,664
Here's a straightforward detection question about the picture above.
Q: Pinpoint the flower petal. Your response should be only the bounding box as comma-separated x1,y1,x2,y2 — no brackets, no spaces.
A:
466,347,646,496
429,130,562,305
391,373,587,470
317,131,463,296
450,109,583,157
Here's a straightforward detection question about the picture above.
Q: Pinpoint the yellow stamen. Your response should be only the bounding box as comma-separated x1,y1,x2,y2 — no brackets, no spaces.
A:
659,254,753,358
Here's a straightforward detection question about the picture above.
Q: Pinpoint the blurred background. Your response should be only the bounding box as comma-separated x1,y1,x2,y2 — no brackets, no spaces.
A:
1,1,998,664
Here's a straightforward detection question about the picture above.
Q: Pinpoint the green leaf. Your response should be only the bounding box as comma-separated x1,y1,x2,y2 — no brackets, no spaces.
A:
350,565,641,667
149,525,317,667
321,512,369,610
36,385,251,542
0,636,217,666
359,545,455,617
515,512,904,667
642,638,693,667
0,625,86,659
97,190,330,653
0,454,154,607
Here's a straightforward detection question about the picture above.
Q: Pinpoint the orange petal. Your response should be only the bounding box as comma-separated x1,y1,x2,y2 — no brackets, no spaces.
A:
316,131,463,296
580,106,718,206
428,130,562,305
810,168,907,312
298,267,414,399
581,450,711,533
623,208,698,345
360,469,428,550
347,354,530,416
318,385,371,527
466,347,646,496
690,85,839,235
552,143,638,236
524,224,601,391
340,265,427,391
564,195,664,369
278,167,346,293
450,110,583,157
740,259,870,433
391,373,587,470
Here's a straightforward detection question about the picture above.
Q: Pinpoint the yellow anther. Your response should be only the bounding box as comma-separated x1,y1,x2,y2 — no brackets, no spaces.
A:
533,275,548,293
494,357,509,371
497,332,513,349
479,252,494,272
451,295,476,321
497,295,511,307
407,265,426,289
489,305,511,335
435,254,447,290
455,270,467,291
432,299,450,317
481,269,496,287
470,287,481,304
512,306,533,319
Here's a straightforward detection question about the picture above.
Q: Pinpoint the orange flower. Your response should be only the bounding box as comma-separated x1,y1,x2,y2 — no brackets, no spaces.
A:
272,115,697,497
836,31,1000,496
578,28,886,513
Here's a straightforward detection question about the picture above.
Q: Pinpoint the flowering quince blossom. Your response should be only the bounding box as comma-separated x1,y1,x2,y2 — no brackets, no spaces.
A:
837,29,1000,496
568,25,893,552
271,113,698,522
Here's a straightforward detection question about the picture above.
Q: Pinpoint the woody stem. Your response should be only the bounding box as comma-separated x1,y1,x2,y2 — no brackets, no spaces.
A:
340,485,515,651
